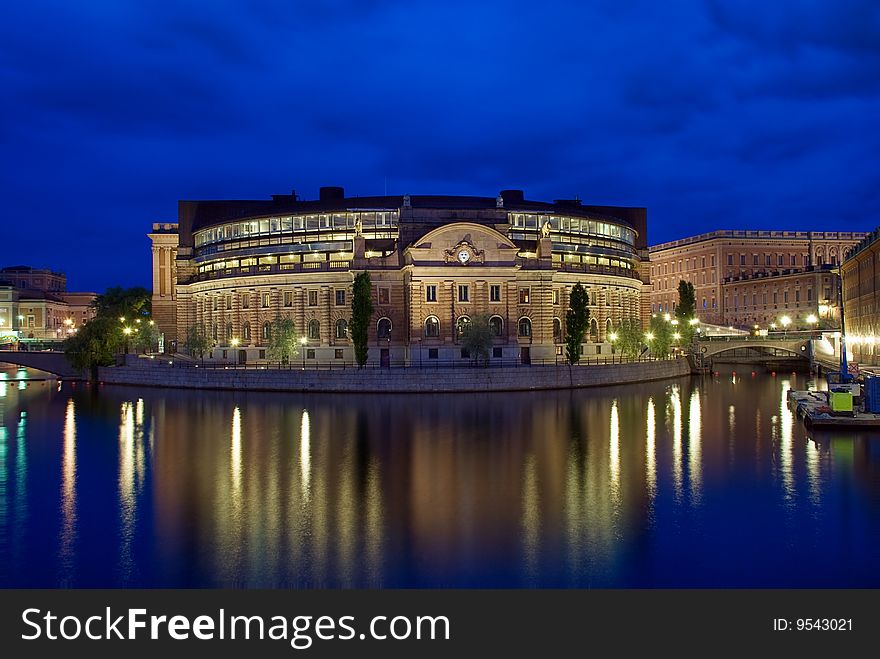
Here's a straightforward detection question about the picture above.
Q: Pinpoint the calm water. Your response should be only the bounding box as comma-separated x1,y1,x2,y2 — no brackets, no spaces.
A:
1,363,879,588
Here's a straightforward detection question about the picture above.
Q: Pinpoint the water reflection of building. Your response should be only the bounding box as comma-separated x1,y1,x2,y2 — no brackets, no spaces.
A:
150,188,648,364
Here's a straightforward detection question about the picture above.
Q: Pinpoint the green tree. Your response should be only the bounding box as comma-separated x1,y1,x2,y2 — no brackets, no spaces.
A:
94,286,152,321
132,320,160,353
675,280,697,345
564,283,590,365
350,272,374,368
461,313,494,366
266,317,300,364
616,317,644,359
63,315,122,377
648,314,673,358
184,324,211,359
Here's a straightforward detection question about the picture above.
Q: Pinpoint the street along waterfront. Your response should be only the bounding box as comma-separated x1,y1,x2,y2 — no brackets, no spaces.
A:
1,364,878,587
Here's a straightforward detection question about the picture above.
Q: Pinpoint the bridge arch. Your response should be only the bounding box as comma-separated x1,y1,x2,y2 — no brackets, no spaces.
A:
0,351,83,378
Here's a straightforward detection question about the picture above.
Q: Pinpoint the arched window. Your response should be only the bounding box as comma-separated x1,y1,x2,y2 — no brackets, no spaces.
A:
589,318,599,341
242,321,251,340
456,316,471,338
518,317,532,338
425,316,440,338
307,319,320,340
262,321,271,340
553,318,562,342
605,318,612,340
489,315,503,337
335,318,348,339
377,317,392,339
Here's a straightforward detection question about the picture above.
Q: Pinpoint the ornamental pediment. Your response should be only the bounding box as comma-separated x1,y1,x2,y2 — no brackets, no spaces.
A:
407,222,518,266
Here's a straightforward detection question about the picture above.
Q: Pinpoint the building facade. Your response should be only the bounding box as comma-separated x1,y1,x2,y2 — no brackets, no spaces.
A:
648,230,864,328
150,188,648,364
0,266,96,344
841,229,880,366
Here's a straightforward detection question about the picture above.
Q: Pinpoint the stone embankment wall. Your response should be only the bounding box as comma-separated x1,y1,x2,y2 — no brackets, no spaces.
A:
97,357,692,393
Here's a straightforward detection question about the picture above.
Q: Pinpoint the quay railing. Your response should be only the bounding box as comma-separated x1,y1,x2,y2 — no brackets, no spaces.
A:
139,354,674,371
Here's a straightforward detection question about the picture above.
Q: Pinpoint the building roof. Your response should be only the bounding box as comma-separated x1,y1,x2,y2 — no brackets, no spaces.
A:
180,190,643,233
650,229,866,253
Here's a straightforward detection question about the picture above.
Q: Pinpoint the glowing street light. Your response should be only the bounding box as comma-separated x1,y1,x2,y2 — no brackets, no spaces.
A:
122,327,132,335
119,317,126,323
645,332,655,341
688,318,699,326
670,319,679,326
806,314,818,325
780,315,791,338
230,338,240,347
673,332,681,341
300,336,308,368
663,313,671,322
609,332,618,342
770,322,777,330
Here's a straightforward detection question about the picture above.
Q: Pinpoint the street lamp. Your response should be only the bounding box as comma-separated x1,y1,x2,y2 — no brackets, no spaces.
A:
780,315,791,337
122,326,132,354
645,332,654,341
119,317,126,323
300,336,307,369
806,313,818,325
688,318,699,326
609,332,618,343
673,332,681,341
230,338,239,347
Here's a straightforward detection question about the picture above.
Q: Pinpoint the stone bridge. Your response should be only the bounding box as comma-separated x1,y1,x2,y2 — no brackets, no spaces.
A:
0,350,84,379
697,337,811,361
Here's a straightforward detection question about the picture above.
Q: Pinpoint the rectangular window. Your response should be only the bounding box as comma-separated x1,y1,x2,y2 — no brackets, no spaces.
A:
778,255,784,266
426,285,437,302
773,292,778,303
753,255,758,265
784,291,789,303
824,287,831,300
490,285,501,302
795,290,800,302
458,285,469,302
283,292,293,307
519,288,530,304
711,255,716,267
308,290,318,306
701,256,706,268
261,293,270,308
428,348,438,359
765,255,771,266
493,347,503,358
225,295,232,310
259,349,266,359
378,287,390,305
727,254,733,266
461,348,470,359
334,349,344,360
740,254,746,266
307,349,316,359
807,288,812,301
27,315,35,327
242,295,250,309
335,290,346,306
552,290,560,305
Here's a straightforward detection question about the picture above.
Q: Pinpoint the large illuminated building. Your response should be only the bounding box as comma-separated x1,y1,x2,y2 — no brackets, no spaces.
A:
150,188,648,364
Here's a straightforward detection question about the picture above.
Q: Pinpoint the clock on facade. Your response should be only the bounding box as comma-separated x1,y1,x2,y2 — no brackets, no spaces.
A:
457,249,471,264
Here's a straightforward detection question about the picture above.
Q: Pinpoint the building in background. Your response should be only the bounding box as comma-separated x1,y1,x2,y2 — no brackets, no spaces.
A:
648,230,864,329
150,188,648,364
841,229,880,366
0,266,96,346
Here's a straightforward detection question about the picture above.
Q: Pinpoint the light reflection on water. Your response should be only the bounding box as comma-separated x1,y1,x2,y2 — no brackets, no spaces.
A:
0,365,879,588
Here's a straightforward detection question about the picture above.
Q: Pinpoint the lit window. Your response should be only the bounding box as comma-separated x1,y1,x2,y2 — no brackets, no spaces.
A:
261,293,270,308
518,317,532,337
456,316,471,338
335,318,348,339
284,292,293,307
425,316,440,337
519,288,530,304
378,288,390,305
489,316,503,337
308,319,320,339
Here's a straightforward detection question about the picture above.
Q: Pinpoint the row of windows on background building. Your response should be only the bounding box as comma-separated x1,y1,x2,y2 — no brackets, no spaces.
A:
653,251,837,276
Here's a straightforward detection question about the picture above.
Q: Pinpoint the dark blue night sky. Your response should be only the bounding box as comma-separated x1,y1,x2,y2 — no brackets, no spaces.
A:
2,1,878,292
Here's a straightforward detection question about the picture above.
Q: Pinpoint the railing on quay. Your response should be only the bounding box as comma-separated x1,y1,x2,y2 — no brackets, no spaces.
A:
140,353,674,371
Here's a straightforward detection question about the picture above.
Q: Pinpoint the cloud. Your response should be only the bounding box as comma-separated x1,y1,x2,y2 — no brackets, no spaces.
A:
0,0,877,290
